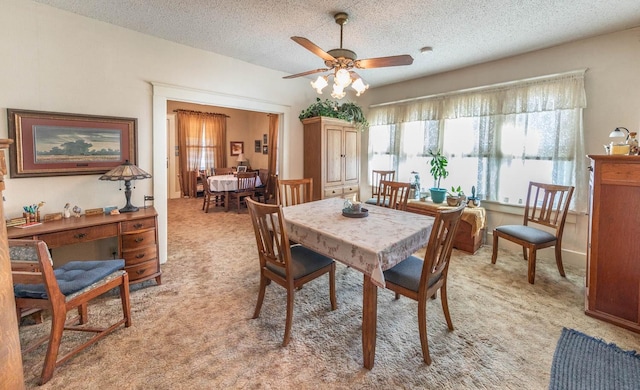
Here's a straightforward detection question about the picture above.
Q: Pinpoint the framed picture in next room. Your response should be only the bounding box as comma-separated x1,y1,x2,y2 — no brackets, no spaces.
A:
262,145,268,155
230,141,244,156
254,140,261,153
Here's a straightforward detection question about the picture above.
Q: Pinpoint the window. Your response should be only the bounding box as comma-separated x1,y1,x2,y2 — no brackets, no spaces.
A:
367,71,587,212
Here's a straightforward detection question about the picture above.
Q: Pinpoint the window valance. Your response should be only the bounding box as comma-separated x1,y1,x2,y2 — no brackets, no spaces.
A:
368,70,586,125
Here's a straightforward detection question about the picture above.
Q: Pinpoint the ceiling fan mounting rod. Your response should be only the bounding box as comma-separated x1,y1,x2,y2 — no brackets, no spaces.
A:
334,12,348,49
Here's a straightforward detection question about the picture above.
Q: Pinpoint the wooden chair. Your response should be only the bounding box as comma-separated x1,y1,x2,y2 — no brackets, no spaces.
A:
10,239,131,385
253,168,270,203
377,180,411,210
382,204,465,365
365,170,396,205
276,178,314,206
227,171,257,213
491,182,574,284
246,198,336,346
213,167,234,175
200,172,225,212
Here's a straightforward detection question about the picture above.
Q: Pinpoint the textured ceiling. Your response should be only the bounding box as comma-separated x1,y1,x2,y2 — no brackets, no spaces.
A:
33,0,640,88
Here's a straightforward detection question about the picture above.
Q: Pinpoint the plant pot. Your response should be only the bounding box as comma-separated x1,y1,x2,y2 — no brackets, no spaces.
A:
430,188,447,204
446,196,460,206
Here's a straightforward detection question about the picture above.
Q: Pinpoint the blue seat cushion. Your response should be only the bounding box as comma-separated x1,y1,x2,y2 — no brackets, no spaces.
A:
266,245,333,280
495,225,556,245
14,259,125,299
383,255,438,292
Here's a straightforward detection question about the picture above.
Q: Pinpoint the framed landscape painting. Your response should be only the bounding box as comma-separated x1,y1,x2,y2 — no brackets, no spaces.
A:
7,109,136,178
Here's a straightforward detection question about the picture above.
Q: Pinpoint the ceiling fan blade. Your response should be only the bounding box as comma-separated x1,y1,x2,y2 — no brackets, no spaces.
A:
355,54,414,69
283,68,330,79
291,36,336,62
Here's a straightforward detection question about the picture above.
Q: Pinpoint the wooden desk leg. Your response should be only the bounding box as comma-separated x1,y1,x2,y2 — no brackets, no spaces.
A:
225,191,230,212
362,275,377,369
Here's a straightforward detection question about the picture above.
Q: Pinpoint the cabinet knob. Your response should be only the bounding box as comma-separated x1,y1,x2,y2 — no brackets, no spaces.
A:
133,223,144,229
135,237,144,243
135,253,145,259
74,233,87,239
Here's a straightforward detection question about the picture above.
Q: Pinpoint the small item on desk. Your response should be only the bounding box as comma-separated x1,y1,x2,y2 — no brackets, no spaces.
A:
63,203,71,219
85,208,104,217
110,209,120,215
72,205,82,218
6,217,27,227
15,221,43,229
43,212,63,222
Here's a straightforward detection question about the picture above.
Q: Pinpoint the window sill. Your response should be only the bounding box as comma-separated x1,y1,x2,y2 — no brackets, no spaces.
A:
481,200,579,224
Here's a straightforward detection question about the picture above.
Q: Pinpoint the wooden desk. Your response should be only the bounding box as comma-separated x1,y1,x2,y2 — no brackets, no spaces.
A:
406,199,486,254
8,207,161,286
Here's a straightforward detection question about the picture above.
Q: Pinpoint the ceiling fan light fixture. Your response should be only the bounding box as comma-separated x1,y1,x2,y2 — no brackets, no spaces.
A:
311,75,328,93
331,83,346,99
352,77,369,96
335,68,352,87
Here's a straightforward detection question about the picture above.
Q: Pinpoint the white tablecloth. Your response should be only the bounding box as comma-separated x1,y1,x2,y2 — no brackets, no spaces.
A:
207,174,262,192
282,197,434,287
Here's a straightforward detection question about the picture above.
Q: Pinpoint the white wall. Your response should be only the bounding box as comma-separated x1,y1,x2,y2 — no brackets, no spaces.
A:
360,26,640,267
0,0,318,263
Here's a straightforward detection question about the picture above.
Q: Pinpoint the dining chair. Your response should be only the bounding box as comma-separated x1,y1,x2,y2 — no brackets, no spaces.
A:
10,239,131,385
365,170,396,205
246,198,336,346
200,171,225,212
276,178,314,206
227,171,257,213
382,204,465,365
377,180,411,210
253,169,271,203
491,181,574,284
213,167,234,175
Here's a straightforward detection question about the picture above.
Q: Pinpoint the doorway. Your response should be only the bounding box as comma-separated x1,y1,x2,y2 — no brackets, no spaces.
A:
152,82,291,264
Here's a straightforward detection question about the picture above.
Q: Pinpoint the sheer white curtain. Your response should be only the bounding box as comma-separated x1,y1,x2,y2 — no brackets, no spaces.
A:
368,70,587,212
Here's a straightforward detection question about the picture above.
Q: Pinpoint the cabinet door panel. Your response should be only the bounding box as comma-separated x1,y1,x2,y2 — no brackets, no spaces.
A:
325,127,343,185
594,183,640,322
344,127,359,184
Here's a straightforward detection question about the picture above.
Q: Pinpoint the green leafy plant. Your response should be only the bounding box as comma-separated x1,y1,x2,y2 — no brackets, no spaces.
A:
299,98,369,131
448,185,464,197
428,149,449,189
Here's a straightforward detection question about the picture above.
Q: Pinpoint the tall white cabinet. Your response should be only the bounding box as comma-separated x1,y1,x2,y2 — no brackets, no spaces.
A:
302,116,360,201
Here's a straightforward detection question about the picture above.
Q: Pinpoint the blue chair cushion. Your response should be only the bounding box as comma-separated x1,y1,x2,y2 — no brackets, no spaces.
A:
266,245,334,280
383,255,438,293
495,225,556,245
14,259,125,299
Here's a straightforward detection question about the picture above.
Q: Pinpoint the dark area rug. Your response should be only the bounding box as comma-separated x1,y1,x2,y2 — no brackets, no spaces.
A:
549,328,640,390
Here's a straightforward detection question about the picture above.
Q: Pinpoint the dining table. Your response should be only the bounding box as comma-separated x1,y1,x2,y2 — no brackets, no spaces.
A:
281,197,435,369
207,174,262,211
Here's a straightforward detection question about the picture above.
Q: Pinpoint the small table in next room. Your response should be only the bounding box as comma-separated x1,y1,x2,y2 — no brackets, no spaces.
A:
406,199,486,254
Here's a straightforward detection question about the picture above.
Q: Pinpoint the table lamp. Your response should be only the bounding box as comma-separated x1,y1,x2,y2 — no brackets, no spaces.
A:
609,127,630,155
237,153,247,167
99,160,152,212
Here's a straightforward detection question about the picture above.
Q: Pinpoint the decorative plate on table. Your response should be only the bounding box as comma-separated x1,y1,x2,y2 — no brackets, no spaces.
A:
342,208,369,218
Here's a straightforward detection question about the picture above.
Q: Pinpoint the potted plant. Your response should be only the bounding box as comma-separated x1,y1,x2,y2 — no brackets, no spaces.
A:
428,149,449,204
447,186,465,206
299,98,369,131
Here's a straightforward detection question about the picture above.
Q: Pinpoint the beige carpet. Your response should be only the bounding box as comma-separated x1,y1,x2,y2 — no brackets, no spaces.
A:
18,197,639,389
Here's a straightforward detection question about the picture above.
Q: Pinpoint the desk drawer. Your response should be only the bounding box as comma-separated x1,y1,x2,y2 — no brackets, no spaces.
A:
121,228,156,249
122,217,156,233
39,224,118,248
122,245,158,266
125,260,159,281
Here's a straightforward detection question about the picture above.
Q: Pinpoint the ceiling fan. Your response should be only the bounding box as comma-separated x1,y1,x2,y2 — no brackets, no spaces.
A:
284,12,414,98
